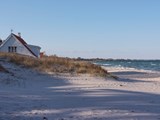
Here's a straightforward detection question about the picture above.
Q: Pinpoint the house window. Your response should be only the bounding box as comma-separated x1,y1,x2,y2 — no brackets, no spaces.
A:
8,46,17,53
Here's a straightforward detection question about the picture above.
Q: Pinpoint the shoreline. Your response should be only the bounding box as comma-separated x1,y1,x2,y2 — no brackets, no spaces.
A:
102,66,159,73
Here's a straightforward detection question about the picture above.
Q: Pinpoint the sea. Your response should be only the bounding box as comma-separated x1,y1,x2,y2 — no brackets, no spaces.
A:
95,60,160,72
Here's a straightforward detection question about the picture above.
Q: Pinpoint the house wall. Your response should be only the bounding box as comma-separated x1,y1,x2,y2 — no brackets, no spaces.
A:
27,44,41,58
0,36,35,57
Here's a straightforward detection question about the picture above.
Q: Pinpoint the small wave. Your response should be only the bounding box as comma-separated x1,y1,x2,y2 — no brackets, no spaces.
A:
104,63,111,66
151,63,156,66
117,65,122,67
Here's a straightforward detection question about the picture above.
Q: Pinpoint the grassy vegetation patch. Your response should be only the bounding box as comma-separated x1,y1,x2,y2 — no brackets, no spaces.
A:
0,52,109,77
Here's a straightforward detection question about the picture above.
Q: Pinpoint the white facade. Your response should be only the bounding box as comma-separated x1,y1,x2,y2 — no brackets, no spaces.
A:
0,34,41,58
27,44,41,58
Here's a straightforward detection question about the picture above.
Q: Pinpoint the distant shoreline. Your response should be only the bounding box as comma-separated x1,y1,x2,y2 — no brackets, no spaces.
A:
77,57,160,62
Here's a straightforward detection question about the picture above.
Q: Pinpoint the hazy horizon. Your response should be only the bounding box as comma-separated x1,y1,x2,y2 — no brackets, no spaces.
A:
0,0,160,59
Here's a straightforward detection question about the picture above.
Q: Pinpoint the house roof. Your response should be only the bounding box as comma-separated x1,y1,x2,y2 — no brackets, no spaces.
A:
12,33,38,58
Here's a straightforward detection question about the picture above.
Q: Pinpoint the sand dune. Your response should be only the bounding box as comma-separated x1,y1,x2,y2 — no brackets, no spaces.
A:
0,60,160,120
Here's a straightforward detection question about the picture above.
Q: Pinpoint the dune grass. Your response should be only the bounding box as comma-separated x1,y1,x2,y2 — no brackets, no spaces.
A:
0,52,109,77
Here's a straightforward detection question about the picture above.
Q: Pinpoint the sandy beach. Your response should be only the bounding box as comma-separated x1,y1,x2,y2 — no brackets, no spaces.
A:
1,60,160,120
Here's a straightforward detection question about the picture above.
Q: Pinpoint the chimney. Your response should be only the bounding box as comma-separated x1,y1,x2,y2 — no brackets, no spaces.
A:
18,32,21,38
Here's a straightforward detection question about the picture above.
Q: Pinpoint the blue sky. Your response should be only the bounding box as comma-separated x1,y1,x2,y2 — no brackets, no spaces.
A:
0,0,160,59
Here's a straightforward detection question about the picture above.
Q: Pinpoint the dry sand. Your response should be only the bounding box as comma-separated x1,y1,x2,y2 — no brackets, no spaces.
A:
0,60,160,120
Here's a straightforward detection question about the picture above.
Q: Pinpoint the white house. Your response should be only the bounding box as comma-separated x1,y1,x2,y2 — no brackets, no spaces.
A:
0,33,41,58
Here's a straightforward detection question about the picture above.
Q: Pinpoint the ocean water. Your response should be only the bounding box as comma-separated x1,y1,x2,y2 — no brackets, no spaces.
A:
95,60,160,71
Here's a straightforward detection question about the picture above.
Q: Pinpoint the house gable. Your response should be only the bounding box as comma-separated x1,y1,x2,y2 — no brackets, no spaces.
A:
12,34,38,57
